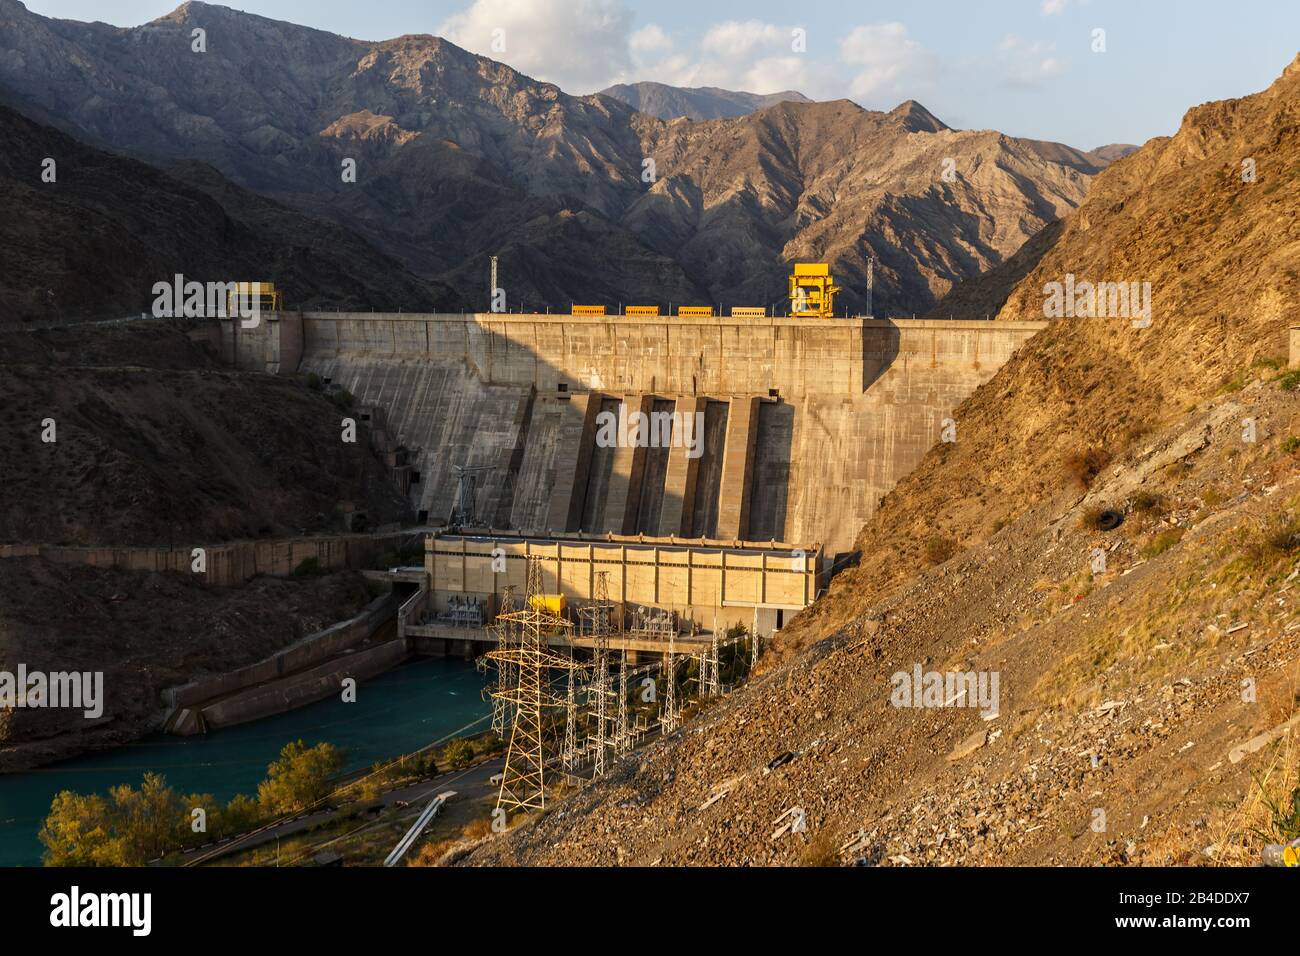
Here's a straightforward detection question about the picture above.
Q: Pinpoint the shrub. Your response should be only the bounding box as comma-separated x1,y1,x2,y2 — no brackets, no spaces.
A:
1276,369,1300,391
440,739,474,770
1282,436,1300,456
1250,776,1300,845
1263,514,1300,556
1129,491,1166,516
305,372,322,390
1063,446,1111,488
1139,528,1184,559
924,535,957,565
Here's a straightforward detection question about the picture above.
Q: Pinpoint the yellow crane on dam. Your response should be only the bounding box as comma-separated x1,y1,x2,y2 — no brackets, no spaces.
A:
789,263,840,318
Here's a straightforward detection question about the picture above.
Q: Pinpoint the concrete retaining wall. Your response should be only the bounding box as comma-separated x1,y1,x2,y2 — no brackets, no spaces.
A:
0,533,416,587
165,592,399,714
197,638,409,731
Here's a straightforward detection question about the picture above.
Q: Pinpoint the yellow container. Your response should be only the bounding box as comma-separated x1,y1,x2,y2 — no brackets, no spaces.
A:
528,593,567,617
572,305,607,316
677,306,715,317
626,305,661,316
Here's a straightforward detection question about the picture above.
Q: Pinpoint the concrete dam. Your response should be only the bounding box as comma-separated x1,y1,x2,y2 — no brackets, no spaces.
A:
220,312,1045,559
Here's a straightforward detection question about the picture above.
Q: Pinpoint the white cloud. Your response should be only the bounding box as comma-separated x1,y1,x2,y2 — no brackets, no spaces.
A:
435,2,942,107
636,19,833,96
439,0,636,92
629,24,672,57
840,22,938,106
1041,0,1069,15
998,34,1067,88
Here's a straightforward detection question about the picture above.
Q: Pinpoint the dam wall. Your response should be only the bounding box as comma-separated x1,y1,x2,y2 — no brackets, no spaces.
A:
232,312,1044,557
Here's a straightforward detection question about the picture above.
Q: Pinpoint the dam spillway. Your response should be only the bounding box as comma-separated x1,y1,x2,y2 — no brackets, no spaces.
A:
220,312,1045,558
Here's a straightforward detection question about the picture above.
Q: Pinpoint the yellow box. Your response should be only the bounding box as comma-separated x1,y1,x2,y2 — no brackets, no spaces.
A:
793,263,829,277
528,593,567,616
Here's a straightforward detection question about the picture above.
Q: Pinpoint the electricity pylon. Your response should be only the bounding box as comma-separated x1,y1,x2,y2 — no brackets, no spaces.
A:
615,646,630,754
579,571,616,777
562,648,578,773
489,585,518,736
661,629,679,733
702,629,720,698
487,557,583,814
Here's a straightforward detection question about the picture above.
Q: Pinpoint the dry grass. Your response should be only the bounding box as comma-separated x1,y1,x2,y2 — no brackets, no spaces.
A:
1063,446,1112,489
796,828,840,867
924,535,957,566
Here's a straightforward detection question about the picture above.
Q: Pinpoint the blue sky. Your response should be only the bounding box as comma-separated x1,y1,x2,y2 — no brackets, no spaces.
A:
23,0,1300,148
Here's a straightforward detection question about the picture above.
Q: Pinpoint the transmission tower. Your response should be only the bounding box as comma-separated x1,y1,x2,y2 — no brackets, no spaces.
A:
487,557,583,814
661,629,679,733
563,647,579,773
702,629,720,698
615,646,630,754
579,571,616,777
489,585,518,736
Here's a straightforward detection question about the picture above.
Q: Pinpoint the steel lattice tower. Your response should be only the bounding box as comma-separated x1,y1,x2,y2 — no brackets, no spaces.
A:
489,585,518,736
562,648,578,773
615,646,630,754
579,571,616,777
661,629,679,733
702,629,720,698
487,557,583,814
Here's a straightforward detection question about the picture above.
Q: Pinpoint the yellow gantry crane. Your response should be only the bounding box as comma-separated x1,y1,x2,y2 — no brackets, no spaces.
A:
788,263,840,317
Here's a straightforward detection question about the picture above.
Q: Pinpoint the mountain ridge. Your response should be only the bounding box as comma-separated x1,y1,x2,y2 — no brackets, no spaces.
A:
0,0,1117,315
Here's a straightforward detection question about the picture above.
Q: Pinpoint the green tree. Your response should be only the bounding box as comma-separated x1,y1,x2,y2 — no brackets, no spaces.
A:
257,740,344,814
440,739,473,770
217,793,263,838
39,772,189,866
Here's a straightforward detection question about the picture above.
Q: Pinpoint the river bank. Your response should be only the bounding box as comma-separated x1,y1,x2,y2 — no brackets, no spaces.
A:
0,655,489,867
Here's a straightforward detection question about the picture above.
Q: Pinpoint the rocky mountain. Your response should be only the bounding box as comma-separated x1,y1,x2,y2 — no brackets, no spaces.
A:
0,0,1113,316
1089,143,1140,163
0,102,454,322
462,53,1300,866
599,82,812,120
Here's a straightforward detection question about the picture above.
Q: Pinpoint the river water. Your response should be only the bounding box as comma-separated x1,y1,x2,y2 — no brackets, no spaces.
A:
0,656,491,867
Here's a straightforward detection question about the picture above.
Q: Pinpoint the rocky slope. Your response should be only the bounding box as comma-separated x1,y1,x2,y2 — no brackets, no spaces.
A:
599,83,812,120
0,103,454,322
0,320,411,545
0,0,1112,316
462,53,1300,866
